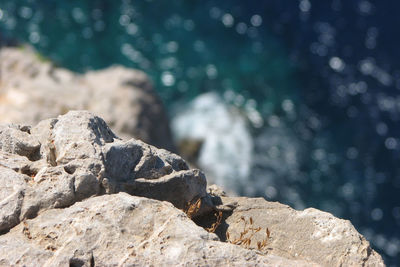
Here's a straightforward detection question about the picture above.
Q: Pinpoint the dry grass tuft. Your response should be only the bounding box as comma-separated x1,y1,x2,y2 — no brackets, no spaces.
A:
184,198,202,219
226,216,271,252
206,211,222,233
184,198,223,233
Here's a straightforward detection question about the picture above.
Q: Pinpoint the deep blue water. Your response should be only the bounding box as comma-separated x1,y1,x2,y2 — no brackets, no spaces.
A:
1,0,399,265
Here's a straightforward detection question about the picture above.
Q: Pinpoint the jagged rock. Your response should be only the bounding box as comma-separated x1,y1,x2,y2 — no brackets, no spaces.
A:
0,193,315,266
0,111,384,266
0,46,174,151
0,111,207,234
213,196,384,267
207,183,227,197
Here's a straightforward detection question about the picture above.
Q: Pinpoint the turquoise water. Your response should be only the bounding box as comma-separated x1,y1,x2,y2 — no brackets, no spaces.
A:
1,1,400,264
0,0,296,109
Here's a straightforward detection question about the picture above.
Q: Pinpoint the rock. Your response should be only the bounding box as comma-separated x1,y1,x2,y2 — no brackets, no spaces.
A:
0,193,315,266
212,196,384,267
0,111,208,234
208,184,227,197
0,46,174,151
0,111,384,266
0,166,26,234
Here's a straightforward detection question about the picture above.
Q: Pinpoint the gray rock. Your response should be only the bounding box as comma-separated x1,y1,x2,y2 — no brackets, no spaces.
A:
0,111,384,266
214,196,384,267
0,111,208,234
0,124,40,160
0,166,26,234
0,46,174,151
0,193,315,266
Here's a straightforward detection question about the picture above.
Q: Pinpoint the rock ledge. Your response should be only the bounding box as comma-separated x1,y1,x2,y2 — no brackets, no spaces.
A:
0,111,384,266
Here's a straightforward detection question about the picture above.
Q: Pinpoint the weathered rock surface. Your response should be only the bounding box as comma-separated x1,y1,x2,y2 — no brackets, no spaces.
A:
0,111,384,266
0,111,207,234
0,46,174,151
210,194,384,267
0,193,314,266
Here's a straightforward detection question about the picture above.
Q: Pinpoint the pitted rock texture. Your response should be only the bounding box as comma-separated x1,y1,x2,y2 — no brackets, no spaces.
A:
0,111,206,234
214,196,384,267
0,46,174,151
0,193,314,267
0,111,384,266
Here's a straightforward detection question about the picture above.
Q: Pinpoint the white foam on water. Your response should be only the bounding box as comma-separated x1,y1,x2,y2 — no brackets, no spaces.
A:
171,92,253,192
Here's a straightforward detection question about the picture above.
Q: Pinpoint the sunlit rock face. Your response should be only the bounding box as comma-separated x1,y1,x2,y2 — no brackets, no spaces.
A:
0,47,175,152
211,190,385,267
0,193,319,267
0,111,209,234
0,111,384,266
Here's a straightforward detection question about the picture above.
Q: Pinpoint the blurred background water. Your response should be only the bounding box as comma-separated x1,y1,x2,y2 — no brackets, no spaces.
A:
0,0,399,265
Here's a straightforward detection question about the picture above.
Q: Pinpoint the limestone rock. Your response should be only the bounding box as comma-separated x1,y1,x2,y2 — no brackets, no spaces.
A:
0,110,384,266
0,46,174,151
0,111,206,234
215,196,384,267
0,193,315,266
208,184,227,197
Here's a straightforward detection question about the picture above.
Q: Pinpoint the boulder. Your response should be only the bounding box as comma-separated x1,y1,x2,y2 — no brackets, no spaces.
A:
0,46,174,151
0,111,208,234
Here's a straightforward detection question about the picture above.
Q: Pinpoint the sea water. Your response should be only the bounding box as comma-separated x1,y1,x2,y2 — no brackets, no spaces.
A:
0,0,399,264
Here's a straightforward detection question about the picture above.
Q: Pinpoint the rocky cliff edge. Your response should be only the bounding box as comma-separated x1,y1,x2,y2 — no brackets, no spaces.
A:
0,111,384,266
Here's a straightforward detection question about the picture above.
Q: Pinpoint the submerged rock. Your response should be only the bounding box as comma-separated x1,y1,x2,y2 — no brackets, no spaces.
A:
0,111,384,266
0,46,174,151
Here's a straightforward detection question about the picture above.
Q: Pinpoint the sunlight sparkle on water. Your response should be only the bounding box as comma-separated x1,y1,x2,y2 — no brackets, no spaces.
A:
161,71,175,87
250,14,262,27
236,22,247,35
222,13,234,27
329,57,345,72
299,0,311,13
